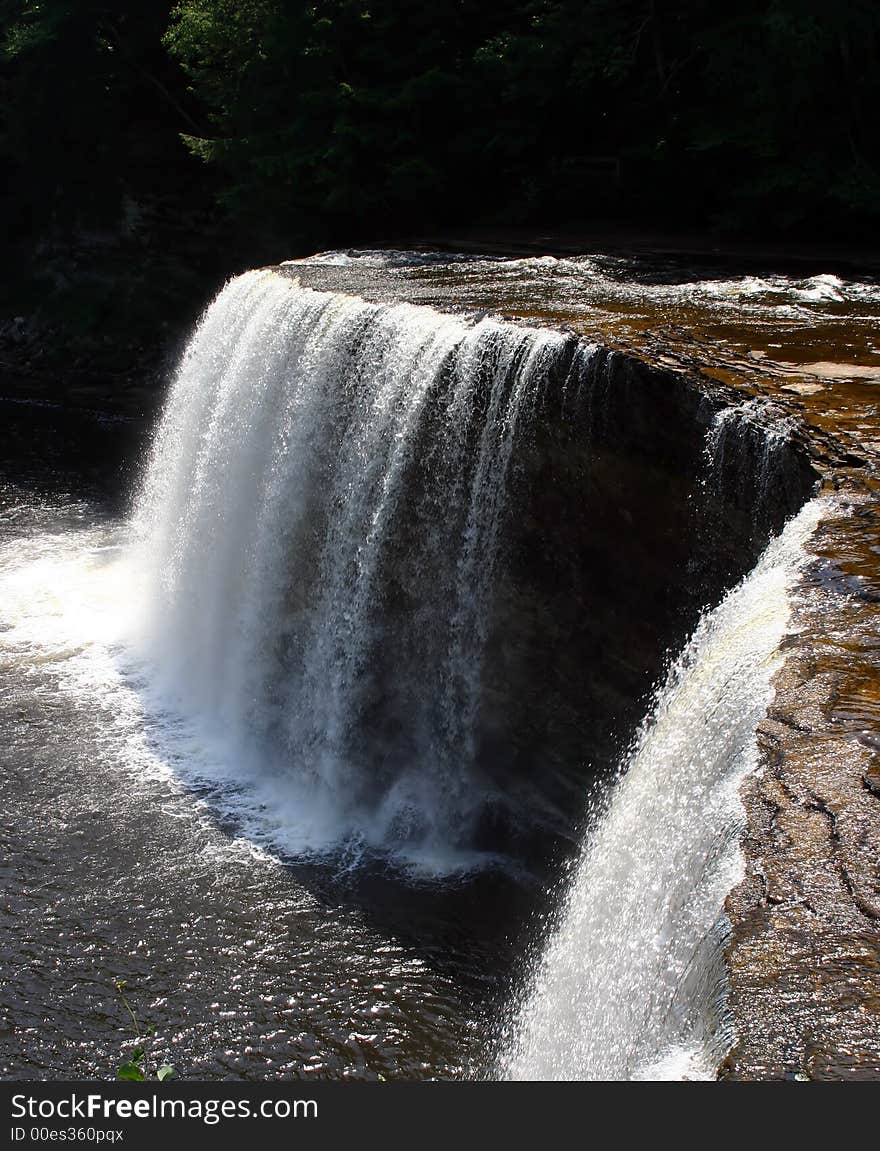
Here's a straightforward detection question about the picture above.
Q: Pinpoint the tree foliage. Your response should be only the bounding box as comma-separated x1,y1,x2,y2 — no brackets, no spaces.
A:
162,0,880,237
2,0,879,250
0,1,204,236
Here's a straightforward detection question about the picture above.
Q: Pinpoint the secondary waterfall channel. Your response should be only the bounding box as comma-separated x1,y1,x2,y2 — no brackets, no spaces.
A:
0,260,827,1080
503,497,820,1079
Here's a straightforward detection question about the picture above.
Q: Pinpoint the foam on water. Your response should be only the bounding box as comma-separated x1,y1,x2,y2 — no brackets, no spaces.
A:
2,271,579,877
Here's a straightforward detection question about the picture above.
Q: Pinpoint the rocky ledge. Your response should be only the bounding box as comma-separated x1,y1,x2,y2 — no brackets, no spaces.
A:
722,482,880,1080
582,312,880,1081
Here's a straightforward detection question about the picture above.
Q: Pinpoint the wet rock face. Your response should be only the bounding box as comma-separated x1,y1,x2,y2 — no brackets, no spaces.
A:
267,262,823,862
470,347,818,858
724,491,880,1081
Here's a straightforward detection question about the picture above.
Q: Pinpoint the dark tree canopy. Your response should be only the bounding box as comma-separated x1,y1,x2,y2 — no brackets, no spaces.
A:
1,2,201,234
164,0,880,240
2,1,879,262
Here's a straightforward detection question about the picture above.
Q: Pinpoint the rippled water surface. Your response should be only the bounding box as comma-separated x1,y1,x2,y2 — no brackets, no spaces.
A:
0,407,522,1080
2,249,879,1081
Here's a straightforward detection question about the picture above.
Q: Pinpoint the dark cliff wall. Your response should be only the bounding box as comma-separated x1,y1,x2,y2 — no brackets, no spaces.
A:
476,345,817,861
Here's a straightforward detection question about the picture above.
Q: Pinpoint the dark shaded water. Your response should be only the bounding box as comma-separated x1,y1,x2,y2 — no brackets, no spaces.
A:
0,401,533,1080
2,249,876,1081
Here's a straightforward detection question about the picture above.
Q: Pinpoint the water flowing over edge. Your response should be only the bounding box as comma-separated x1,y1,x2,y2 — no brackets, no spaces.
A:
0,265,825,1079
128,269,579,873
500,496,825,1080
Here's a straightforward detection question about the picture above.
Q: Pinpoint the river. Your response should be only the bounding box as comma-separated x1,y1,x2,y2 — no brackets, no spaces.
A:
2,250,878,1080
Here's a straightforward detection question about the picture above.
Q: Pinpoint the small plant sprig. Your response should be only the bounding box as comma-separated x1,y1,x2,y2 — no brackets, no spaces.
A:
114,979,177,1082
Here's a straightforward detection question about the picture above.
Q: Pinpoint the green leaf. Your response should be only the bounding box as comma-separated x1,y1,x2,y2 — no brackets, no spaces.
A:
117,1062,146,1081
157,1065,178,1082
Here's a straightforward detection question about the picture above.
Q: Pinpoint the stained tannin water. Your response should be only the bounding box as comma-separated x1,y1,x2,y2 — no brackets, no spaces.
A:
2,252,867,1080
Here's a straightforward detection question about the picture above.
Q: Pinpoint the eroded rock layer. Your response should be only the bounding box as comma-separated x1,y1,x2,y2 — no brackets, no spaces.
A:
723,486,880,1080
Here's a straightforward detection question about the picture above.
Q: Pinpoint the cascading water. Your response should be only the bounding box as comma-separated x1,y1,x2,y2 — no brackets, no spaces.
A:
131,269,572,867
704,397,802,544
501,497,823,1080
0,250,833,1080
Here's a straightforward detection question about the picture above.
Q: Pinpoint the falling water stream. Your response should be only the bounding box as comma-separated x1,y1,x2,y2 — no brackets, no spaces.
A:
0,253,856,1080
503,499,822,1079
130,271,570,867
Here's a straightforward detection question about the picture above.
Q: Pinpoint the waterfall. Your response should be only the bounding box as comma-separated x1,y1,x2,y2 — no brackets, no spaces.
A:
131,270,571,866
704,398,802,542
501,497,823,1080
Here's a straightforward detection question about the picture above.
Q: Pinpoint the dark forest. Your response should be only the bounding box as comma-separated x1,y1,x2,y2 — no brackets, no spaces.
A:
2,2,879,378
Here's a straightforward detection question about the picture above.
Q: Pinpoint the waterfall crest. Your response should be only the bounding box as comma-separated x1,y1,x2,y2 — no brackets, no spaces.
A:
132,270,571,865
502,497,823,1079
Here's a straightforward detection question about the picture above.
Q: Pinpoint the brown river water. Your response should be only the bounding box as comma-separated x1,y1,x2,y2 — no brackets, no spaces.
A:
1,249,877,1080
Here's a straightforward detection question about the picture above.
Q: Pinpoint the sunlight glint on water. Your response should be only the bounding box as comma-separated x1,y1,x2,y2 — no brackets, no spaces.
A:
502,499,823,1080
0,263,827,1079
